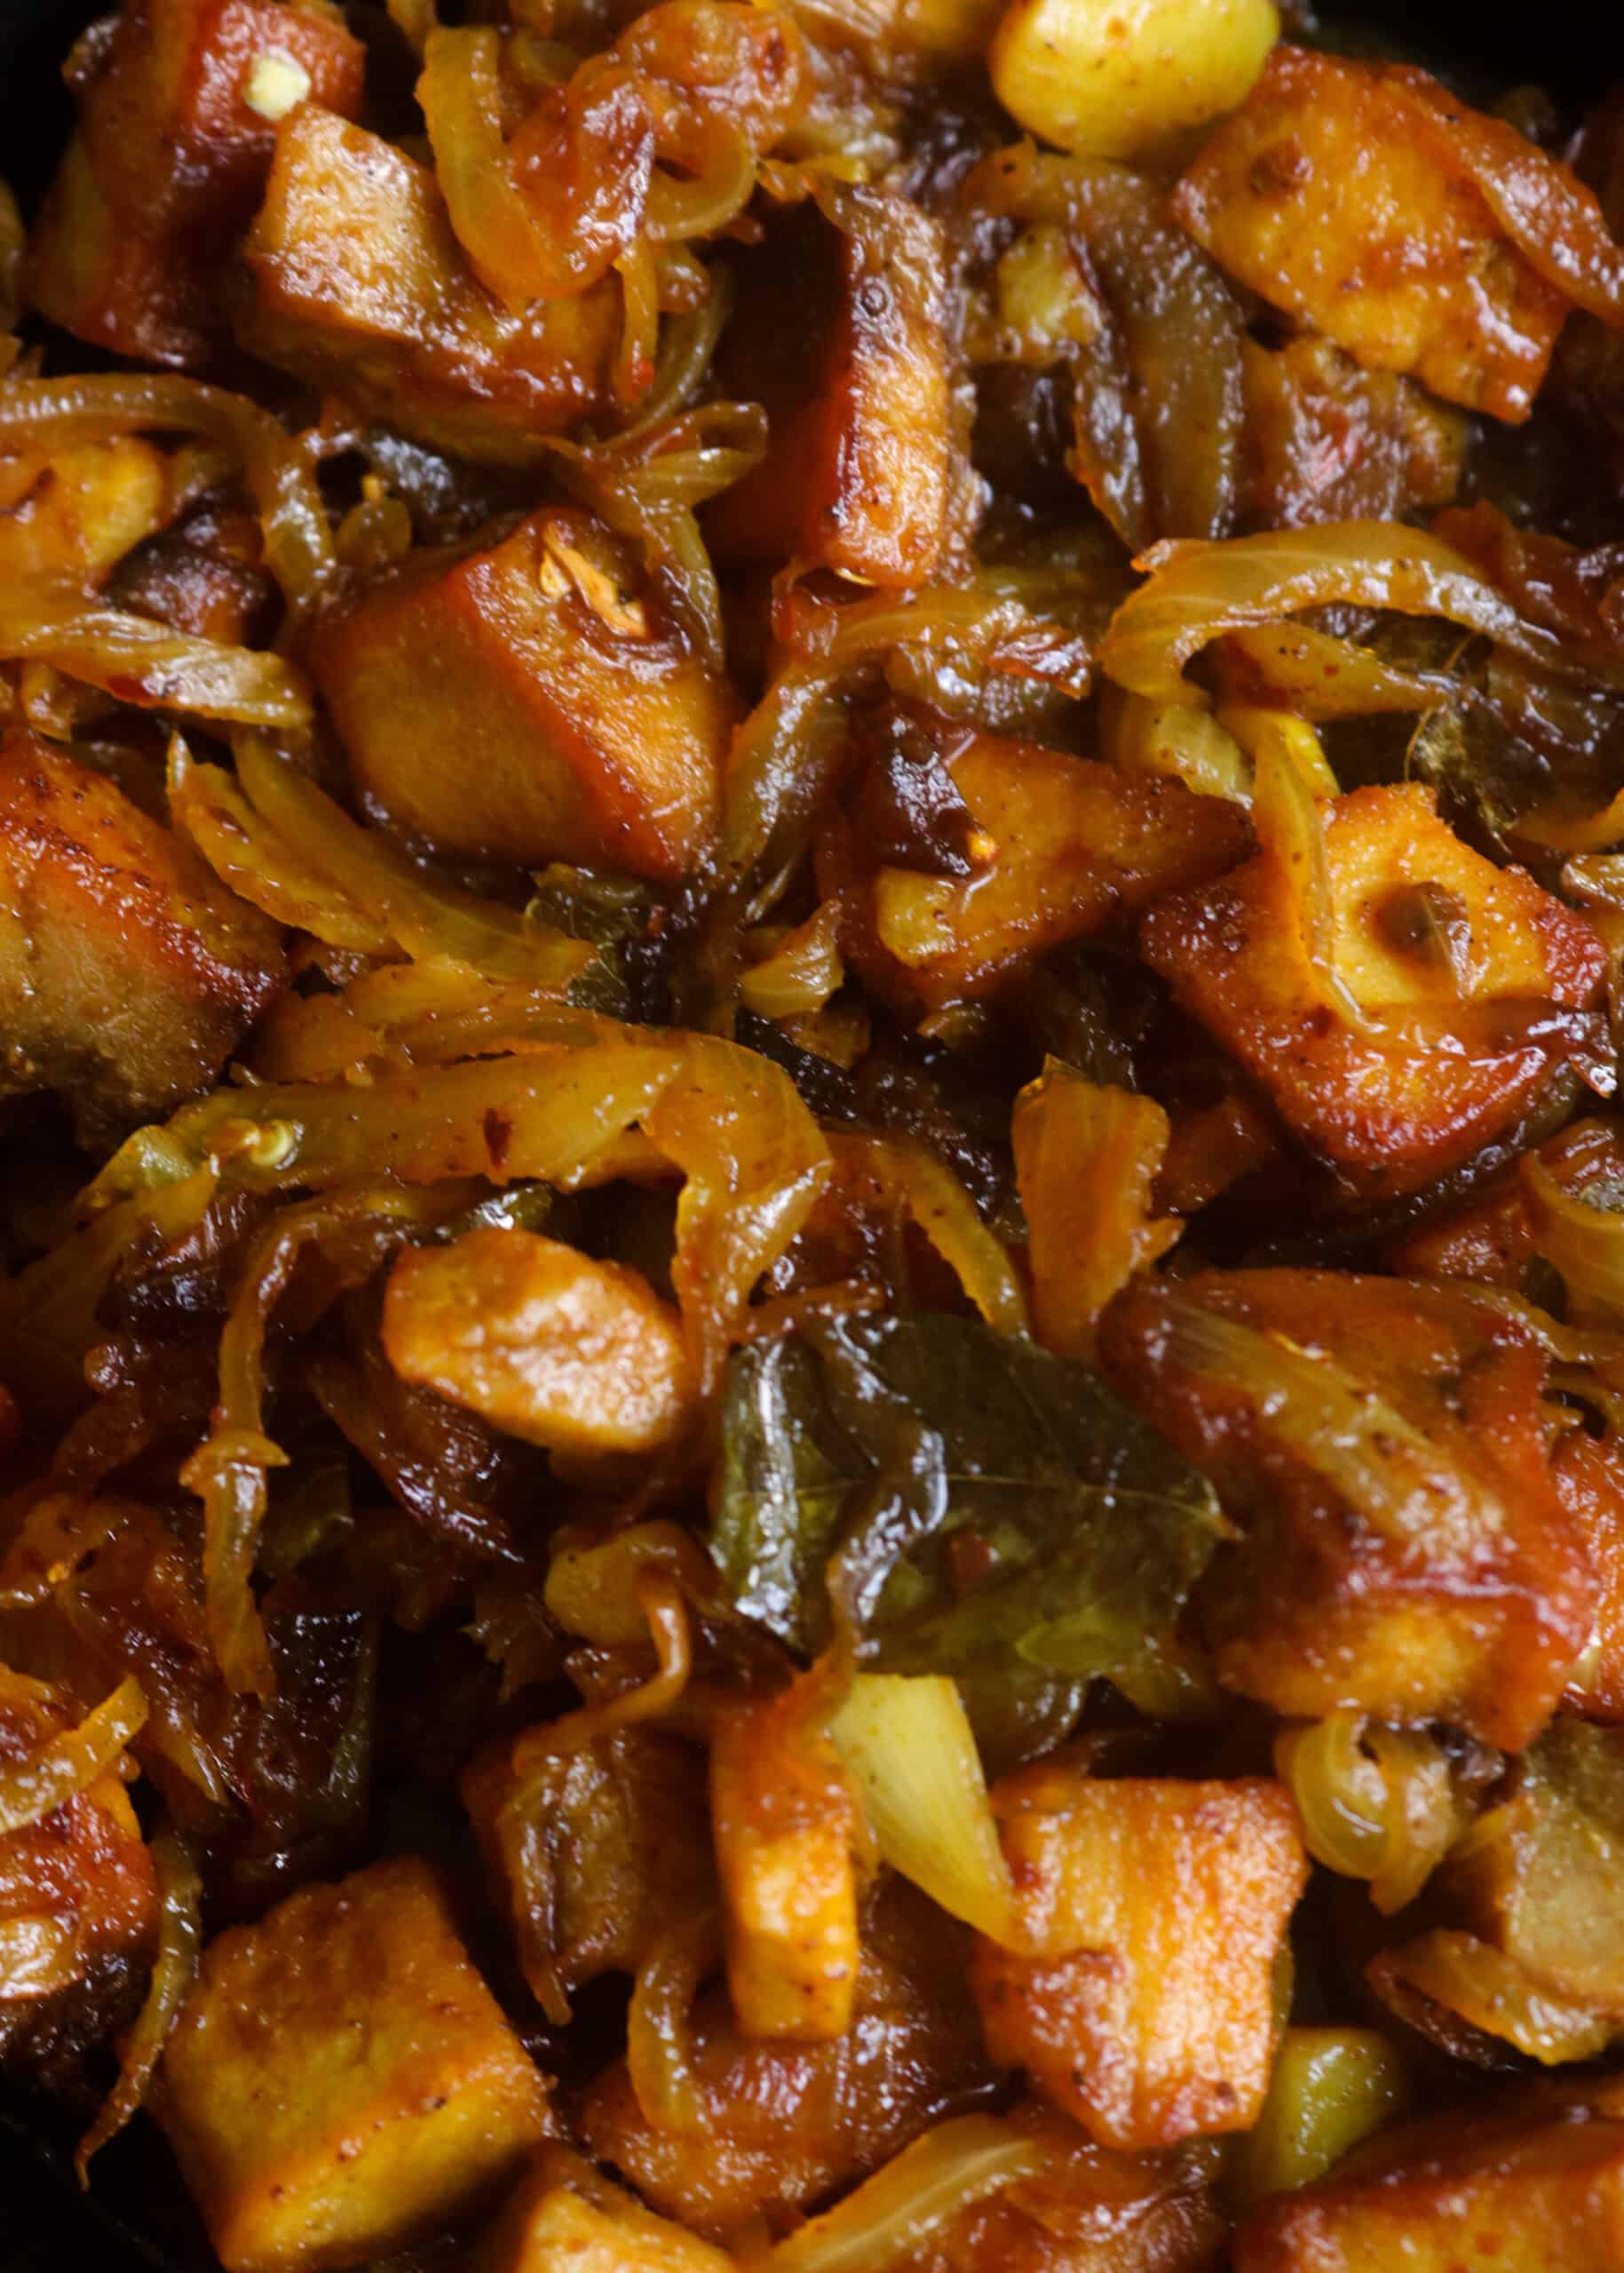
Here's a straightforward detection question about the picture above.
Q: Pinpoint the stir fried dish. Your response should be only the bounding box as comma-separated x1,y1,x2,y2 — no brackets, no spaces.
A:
7,0,1624,2264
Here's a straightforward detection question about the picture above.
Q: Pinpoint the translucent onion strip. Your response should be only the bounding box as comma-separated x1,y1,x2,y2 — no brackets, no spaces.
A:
757,2115,1046,2273
831,1132,1028,1338
1013,1064,1178,1363
0,1675,147,1838
1373,1928,1618,2066
177,735,594,989
420,28,650,308
0,374,336,617
1099,685,1251,802
1247,733,1382,1040
1155,1292,1501,1556
828,1674,1017,1946
626,1908,722,2134
1097,523,1607,705
181,1188,433,1696
0,598,312,731
76,1828,202,2180
1277,1714,1477,1914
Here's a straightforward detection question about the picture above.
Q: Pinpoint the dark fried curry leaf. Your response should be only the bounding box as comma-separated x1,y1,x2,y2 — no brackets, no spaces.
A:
711,1312,1227,1682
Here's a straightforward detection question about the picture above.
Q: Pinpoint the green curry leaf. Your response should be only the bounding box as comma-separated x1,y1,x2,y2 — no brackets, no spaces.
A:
710,1313,1229,1686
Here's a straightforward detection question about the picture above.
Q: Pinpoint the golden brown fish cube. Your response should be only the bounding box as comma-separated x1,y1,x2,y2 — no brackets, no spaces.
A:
1174,47,1573,422
1233,2079,1624,2271
154,1855,551,2273
312,507,728,878
1098,1270,1598,1749
238,108,621,465
710,1684,862,2043
1140,783,1606,1198
0,729,285,1144
28,0,364,366
972,1766,1306,2152
479,2146,733,2273
825,733,1251,1014
708,188,955,588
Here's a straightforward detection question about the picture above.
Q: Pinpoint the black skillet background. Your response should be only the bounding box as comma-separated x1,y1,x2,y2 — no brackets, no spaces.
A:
0,0,1620,2263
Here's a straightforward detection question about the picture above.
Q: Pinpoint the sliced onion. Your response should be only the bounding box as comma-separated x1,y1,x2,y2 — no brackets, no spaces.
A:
828,1674,1016,1946
0,1675,147,1838
758,2115,1045,2273
0,598,311,730
1276,1712,1387,1881
76,1828,202,2178
1219,705,1340,799
189,735,594,989
1097,523,1604,705
1155,1291,1501,1556
1245,726,1390,1041
963,143,1246,547
422,29,650,308
85,1027,828,1405
1099,685,1251,802
1393,66,1624,324
1218,621,1454,720
626,1908,722,2133
740,900,846,1019
1363,1723,1476,1914
831,1132,1027,1339
180,1188,431,1696
1372,1928,1618,2065
1012,1064,1178,1363
0,374,336,616
169,740,391,955
1521,1154,1624,1324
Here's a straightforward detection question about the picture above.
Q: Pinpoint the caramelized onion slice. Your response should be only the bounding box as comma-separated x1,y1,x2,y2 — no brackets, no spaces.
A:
0,1675,147,1839
0,374,335,616
76,1828,202,2180
1097,524,1606,706
758,2115,1046,2273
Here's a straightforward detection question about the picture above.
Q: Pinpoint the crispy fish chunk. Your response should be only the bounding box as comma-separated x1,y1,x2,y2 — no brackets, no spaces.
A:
972,1764,1305,2152
28,0,364,366
1233,2079,1624,2270
711,1682,862,2043
238,108,621,465
479,2146,734,2273
709,188,955,588
0,729,285,1144
1100,1270,1597,1748
826,731,1251,1013
383,1229,698,1460
153,1855,551,2273
312,506,728,877
1175,47,1584,422
1140,783,1606,1197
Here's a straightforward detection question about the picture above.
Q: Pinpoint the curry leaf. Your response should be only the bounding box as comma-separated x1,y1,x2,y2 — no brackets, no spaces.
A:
710,1313,1228,1684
